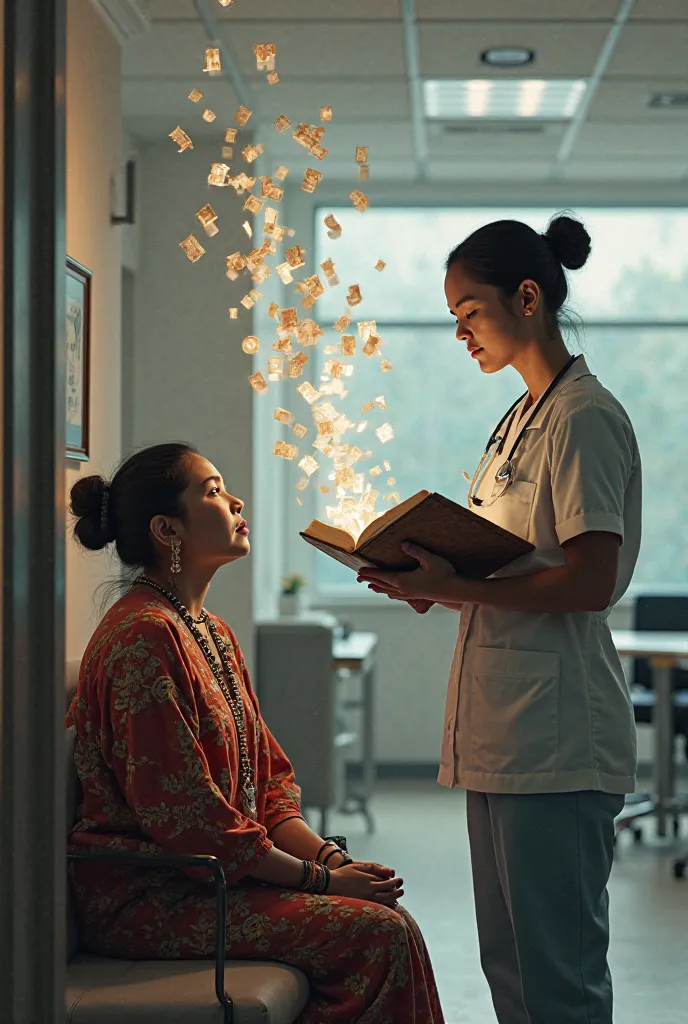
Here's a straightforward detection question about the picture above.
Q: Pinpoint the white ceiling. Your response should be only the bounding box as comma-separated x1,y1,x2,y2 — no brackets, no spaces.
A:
122,0,688,184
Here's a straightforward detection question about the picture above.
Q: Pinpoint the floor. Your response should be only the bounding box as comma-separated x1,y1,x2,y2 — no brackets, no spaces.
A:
320,781,688,1024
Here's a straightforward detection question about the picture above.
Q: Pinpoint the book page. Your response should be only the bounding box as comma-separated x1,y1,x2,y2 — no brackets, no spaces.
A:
356,490,431,548
302,519,356,553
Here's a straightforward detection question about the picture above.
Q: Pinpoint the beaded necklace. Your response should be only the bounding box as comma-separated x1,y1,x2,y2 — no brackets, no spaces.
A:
137,577,257,819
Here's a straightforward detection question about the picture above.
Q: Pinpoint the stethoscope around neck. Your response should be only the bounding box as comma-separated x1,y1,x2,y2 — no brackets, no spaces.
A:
467,354,580,508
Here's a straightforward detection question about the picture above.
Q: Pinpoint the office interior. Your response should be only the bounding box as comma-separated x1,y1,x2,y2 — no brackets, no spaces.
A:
1,1,687,1022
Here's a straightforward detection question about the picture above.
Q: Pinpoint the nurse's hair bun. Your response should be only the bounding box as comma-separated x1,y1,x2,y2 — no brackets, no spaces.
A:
544,214,591,272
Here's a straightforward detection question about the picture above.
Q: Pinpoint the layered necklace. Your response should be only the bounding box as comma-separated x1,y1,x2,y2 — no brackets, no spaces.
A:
137,576,257,819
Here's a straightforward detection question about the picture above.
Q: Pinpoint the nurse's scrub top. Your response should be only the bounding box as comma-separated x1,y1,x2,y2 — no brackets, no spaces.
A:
439,356,641,796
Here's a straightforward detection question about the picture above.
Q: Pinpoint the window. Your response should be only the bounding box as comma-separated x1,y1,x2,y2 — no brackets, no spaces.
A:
305,207,688,594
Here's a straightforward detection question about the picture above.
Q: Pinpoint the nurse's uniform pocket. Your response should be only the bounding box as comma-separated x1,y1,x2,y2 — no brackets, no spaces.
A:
469,647,560,775
487,479,537,542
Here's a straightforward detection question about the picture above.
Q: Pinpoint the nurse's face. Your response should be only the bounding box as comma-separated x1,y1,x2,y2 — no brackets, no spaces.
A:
444,261,534,374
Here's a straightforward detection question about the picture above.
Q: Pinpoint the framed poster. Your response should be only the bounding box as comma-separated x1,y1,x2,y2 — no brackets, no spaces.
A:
65,257,91,460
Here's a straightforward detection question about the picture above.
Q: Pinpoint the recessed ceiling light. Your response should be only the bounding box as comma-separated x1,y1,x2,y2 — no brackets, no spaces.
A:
481,47,535,68
648,92,688,108
423,79,587,121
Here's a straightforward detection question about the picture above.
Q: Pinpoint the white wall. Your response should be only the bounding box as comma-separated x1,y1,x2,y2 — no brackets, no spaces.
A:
65,0,123,662
128,142,256,665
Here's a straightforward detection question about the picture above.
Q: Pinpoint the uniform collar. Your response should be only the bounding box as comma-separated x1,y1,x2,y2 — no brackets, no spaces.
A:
522,354,593,431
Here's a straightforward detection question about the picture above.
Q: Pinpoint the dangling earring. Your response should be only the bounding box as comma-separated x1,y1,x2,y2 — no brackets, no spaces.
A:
170,538,182,577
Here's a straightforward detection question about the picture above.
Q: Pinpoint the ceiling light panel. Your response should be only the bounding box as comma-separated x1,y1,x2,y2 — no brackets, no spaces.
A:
424,79,587,120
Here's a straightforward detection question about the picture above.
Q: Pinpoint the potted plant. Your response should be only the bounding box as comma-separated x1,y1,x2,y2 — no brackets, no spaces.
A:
279,574,308,617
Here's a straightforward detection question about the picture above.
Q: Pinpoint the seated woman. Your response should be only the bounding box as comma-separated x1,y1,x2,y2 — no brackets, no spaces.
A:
67,442,443,1024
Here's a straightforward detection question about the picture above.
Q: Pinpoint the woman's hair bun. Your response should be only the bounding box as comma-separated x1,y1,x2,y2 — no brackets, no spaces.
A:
544,214,591,272
70,474,115,551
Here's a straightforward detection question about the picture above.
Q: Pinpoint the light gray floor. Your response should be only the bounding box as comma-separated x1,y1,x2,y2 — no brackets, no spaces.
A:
322,781,688,1024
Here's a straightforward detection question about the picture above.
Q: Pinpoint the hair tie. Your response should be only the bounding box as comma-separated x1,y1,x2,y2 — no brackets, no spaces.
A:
100,485,111,534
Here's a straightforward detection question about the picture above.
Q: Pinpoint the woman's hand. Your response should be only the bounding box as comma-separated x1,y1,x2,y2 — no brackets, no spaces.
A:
357,543,458,602
327,862,404,906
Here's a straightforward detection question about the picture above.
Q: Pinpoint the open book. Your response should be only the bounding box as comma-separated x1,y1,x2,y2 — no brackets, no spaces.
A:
300,490,533,577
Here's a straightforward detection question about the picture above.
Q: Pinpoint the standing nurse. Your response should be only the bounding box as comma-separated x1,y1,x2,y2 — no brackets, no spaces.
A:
358,214,641,1024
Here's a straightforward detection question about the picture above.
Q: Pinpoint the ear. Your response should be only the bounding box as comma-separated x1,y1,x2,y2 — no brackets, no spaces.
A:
519,279,541,317
149,515,179,549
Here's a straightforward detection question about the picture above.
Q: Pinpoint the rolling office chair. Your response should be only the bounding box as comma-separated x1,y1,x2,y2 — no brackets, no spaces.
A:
629,596,688,876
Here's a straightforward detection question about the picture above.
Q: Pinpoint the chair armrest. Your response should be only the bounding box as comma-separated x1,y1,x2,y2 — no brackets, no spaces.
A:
67,849,233,1023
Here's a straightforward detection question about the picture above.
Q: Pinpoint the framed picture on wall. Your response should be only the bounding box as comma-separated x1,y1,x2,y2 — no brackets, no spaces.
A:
65,257,92,461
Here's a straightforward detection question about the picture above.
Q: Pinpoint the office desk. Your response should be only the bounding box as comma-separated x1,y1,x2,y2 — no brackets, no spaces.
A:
333,632,378,833
613,630,688,837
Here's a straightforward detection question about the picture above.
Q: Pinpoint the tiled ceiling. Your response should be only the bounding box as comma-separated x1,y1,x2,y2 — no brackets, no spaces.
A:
123,0,688,184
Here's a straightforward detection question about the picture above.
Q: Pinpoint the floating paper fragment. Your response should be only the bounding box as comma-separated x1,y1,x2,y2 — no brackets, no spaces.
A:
268,357,283,381
358,165,370,181
319,485,329,494
264,207,279,235
243,194,263,214
299,455,319,477
203,221,219,238
285,245,306,269
376,423,394,444
349,189,369,212
384,492,401,503
296,479,309,494
292,422,308,438
179,235,205,262
274,165,289,181
262,179,284,202
267,71,279,85
208,162,231,186
375,259,386,272
334,315,350,332
223,130,237,146
347,285,363,307
356,421,368,433
311,144,328,160
225,252,245,279
249,289,263,303
317,421,333,438
301,168,322,193
276,262,293,284
169,126,193,152
383,460,391,472
242,335,259,355
297,381,319,404
254,43,276,72
248,371,267,393
376,396,387,409
234,105,252,126
356,146,368,163
242,144,261,163
217,0,232,5
324,213,342,239
297,318,324,346
274,407,293,425
361,401,375,414
357,320,376,341
320,106,333,121
204,48,221,73
273,441,298,461
203,109,216,122
242,221,252,238
341,335,356,356
387,477,396,486
370,465,382,477
240,294,254,310
188,88,203,103
222,146,233,160
274,114,292,132
267,303,279,321
196,203,218,228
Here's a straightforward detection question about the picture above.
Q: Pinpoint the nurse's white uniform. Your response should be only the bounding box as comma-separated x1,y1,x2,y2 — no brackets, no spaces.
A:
439,355,641,795
440,356,642,1024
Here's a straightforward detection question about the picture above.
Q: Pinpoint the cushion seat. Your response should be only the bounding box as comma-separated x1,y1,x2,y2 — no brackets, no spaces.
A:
66,954,309,1024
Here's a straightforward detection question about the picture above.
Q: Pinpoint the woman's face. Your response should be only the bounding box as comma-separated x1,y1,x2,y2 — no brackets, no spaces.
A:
168,453,250,569
444,261,533,374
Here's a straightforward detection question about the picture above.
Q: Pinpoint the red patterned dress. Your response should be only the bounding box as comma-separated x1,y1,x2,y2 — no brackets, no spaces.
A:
67,589,444,1023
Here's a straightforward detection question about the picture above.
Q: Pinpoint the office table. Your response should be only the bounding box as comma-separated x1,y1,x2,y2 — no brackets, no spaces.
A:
333,632,378,833
612,630,688,838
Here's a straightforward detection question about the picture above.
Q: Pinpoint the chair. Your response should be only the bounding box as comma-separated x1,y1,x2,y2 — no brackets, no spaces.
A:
64,661,310,1023
627,598,688,873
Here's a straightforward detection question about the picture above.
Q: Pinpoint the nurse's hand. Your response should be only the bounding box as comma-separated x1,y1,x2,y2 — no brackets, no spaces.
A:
356,543,455,601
